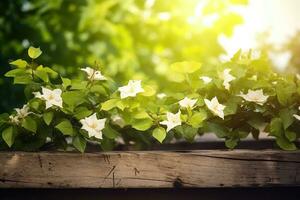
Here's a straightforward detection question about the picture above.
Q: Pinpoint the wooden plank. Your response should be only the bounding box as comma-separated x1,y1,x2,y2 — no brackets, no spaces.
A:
0,150,300,188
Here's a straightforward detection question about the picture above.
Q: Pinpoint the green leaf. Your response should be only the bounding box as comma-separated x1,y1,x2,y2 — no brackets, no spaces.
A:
225,138,238,149
43,111,54,125
28,46,42,59
189,110,207,128
247,117,265,130
22,116,37,133
276,83,296,106
90,85,107,95
72,135,86,153
62,91,85,110
132,110,150,119
224,98,239,116
71,80,88,90
101,99,119,111
2,126,15,147
279,108,295,130
131,118,153,131
55,120,73,136
5,69,27,77
285,131,297,142
61,77,71,89
276,137,297,151
13,74,32,84
42,67,58,77
270,118,283,137
35,69,49,82
9,59,28,68
103,125,120,139
152,127,166,143
181,125,198,142
74,107,93,120
203,122,228,138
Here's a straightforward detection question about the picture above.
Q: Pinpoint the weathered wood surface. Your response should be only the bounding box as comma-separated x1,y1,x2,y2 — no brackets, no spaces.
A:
0,150,300,188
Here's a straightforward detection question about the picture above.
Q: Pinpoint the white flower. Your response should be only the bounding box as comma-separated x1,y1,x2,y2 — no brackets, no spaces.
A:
9,104,32,125
199,76,212,84
293,114,300,121
157,93,167,99
220,68,235,90
179,97,197,109
238,89,269,105
35,87,63,109
296,74,300,80
65,137,73,144
115,136,125,145
80,113,106,139
81,67,106,81
9,115,20,124
15,104,30,118
111,115,125,128
45,137,52,143
160,111,182,132
118,80,144,99
204,97,226,119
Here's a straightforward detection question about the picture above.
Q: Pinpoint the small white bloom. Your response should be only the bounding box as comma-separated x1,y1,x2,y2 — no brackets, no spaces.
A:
157,93,167,99
15,104,30,118
293,114,300,121
272,81,277,85
45,137,52,143
296,74,300,80
179,97,197,109
81,67,106,81
204,97,226,119
65,137,73,145
115,136,125,145
111,115,125,128
220,68,236,90
238,89,269,105
80,113,106,139
118,80,144,99
199,76,212,84
35,87,63,109
160,111,182,132
9,115,20,124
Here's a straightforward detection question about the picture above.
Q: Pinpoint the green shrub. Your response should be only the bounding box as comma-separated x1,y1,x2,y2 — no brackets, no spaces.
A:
0,46,299,152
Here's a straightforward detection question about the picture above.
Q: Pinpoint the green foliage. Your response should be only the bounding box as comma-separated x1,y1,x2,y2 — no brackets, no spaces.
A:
28,46,42,59
2,126,15,147
1,44,300,152
152,127,166,143
22,116,37,133
55,120,74,136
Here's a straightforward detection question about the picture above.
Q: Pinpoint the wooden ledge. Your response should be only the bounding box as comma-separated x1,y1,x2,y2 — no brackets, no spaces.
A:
0,150,300,188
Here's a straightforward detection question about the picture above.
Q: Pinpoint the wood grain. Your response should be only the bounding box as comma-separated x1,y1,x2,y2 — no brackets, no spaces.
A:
0,150,300,188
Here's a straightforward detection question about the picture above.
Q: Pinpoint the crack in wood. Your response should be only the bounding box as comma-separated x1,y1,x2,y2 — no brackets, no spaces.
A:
104,165,116,180
134,167,140,176
193,154,300,163
37,155,43,169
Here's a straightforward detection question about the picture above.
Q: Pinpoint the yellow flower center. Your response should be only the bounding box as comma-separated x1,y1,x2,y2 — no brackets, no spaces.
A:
89,122,97,129
48,94,54,100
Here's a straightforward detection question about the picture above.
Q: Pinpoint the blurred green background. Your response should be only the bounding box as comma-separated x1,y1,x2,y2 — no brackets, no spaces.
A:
0,0,248,112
